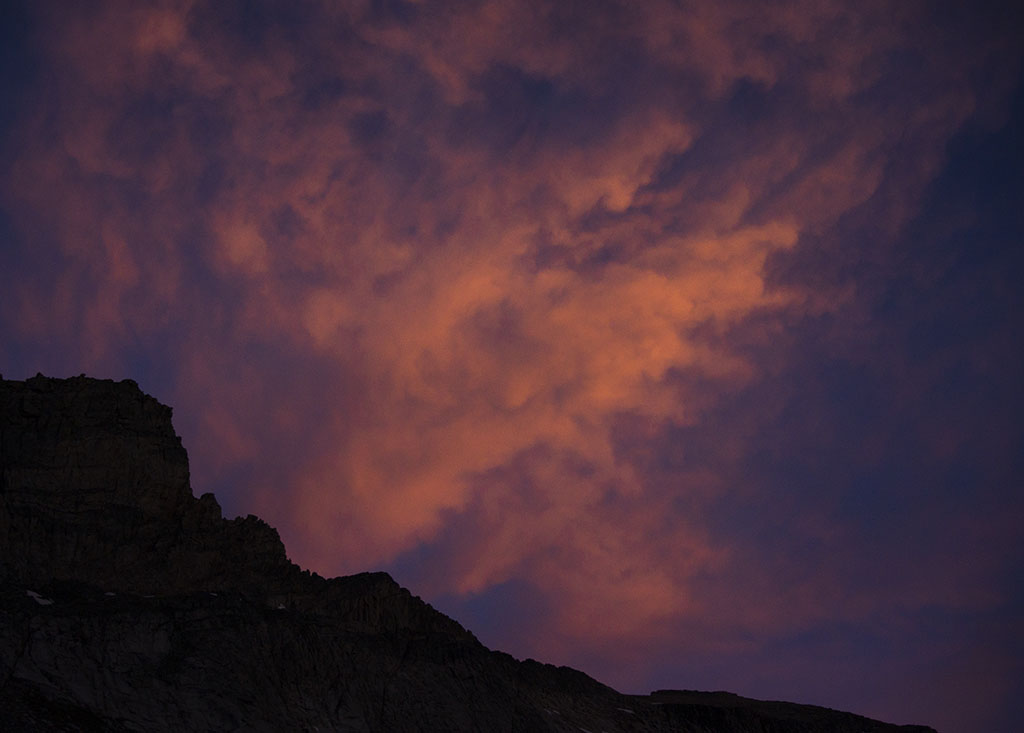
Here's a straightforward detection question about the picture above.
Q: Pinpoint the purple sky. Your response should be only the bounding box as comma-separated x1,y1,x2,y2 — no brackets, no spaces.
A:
2,2,1022,731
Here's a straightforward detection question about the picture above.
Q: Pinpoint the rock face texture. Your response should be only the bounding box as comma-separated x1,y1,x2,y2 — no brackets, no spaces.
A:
0,375,937,732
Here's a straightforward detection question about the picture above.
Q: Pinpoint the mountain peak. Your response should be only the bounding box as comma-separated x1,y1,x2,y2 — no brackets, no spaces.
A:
0,374,936,732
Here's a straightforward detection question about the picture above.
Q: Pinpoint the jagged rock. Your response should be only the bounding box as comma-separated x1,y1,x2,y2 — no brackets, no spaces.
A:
0,375,937,732
0,375,468,638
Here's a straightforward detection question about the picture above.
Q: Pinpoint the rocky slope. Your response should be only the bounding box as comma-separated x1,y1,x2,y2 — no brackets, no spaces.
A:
0,374,937,732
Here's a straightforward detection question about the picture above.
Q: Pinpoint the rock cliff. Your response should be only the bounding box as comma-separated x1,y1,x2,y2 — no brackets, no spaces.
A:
0,375,937,732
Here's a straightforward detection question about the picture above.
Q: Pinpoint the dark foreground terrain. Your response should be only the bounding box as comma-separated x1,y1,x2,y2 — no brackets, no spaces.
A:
0,375,937,732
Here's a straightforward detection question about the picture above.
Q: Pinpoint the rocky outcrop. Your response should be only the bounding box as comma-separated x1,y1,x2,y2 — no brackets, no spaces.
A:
0,375,937,732
0,374,289,594
0,374,466,637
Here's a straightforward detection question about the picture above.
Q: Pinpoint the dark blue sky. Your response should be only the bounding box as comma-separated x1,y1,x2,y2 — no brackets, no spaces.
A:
2,3,1022,731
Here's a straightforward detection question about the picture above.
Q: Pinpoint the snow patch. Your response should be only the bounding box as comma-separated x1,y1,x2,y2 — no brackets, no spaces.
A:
26,590,53,606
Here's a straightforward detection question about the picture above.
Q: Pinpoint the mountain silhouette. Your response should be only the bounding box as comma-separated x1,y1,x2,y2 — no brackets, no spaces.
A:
0,374,937,732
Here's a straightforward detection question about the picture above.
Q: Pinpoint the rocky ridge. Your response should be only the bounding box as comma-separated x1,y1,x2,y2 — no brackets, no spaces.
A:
0,374,938,732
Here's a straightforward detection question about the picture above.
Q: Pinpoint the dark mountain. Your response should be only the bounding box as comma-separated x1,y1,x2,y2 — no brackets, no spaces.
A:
0,374,937,732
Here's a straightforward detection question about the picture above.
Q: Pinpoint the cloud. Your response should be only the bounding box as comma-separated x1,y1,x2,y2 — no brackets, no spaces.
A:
2,2,1021,729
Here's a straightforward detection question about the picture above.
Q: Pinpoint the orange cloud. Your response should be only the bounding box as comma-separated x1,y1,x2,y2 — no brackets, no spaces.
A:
1,0,1008,683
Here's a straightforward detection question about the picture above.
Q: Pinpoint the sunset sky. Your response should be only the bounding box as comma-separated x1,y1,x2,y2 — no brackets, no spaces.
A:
1,2,1022,731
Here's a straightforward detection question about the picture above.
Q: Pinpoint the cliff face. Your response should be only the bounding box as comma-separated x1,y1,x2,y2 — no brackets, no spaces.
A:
0,375,465,636
0,375,936,732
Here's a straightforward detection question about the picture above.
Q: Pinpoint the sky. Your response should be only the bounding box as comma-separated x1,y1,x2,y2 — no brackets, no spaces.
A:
1,2,1022,731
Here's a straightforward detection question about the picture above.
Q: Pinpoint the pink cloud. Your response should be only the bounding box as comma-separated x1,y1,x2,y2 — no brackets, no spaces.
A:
2,6,1017,729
